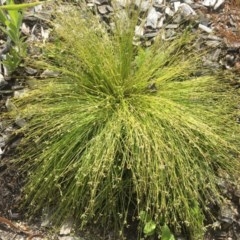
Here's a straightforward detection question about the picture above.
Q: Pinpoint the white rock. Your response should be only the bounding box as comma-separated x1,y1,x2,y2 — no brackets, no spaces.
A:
157,15,165,28
87,3,94,7
198,24,213,33
146,7,161,29
15,117,27,128
179,3,196,16
135,25,144,37
40,69,60,78
97,5,108,14
140,1,150,11
5,98,16,111
174,1,181,12
205,40,221,47
166,24,179,29
165,6,174,16
33,3,42,12
135,0,150,11
41,218,51,227
214,0,225,10
14,89,27,98
202,0,217,7
60,220,73,235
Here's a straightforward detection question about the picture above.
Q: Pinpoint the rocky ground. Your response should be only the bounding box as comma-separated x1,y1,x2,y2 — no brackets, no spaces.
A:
0,0,240,239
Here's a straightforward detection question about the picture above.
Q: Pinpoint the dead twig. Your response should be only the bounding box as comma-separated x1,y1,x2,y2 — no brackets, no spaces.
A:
0,216,44,239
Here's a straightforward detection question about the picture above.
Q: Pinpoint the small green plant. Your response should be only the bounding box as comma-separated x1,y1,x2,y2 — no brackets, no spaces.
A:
0,0,48,73
9,3,240,239
139,211,175,239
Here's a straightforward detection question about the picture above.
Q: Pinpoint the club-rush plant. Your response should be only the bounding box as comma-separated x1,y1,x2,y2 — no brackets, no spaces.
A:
8,2,240,239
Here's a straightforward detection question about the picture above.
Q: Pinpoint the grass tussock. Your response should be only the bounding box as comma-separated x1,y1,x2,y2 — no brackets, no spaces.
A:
9,3,240,239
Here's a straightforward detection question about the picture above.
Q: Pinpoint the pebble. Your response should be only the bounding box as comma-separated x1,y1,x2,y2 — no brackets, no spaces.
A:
179,3,196,16
214,0,225,10
146,7,161,29
5,98,16,111
135,25,144,37
165,6,174,16
15,117,27,128
14,89,27,98
97,4,109,14
40,69,60,78
198,23,213,33
59,219,73,235
25,67,38,75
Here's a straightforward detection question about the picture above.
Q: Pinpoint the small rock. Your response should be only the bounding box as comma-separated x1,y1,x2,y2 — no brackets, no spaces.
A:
173,1,181,12
14,89,27,98
40,69,60,78
25,67,38,75
135,25,144,37
146,7,161,29
98,5,109,15
179,3,196,16
157,15,165,28
41,218,51,227
214,0,225,10
144,32,159,38
198,24,213,33
5,98,16,111
165,24,179,29
106,5,113,12
135,0,150,12
33,3,43,12
15,117,27,128
205,40,221,47
202,0,217,7
165,6,174,16
60,219,73,235
219,203,237,226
